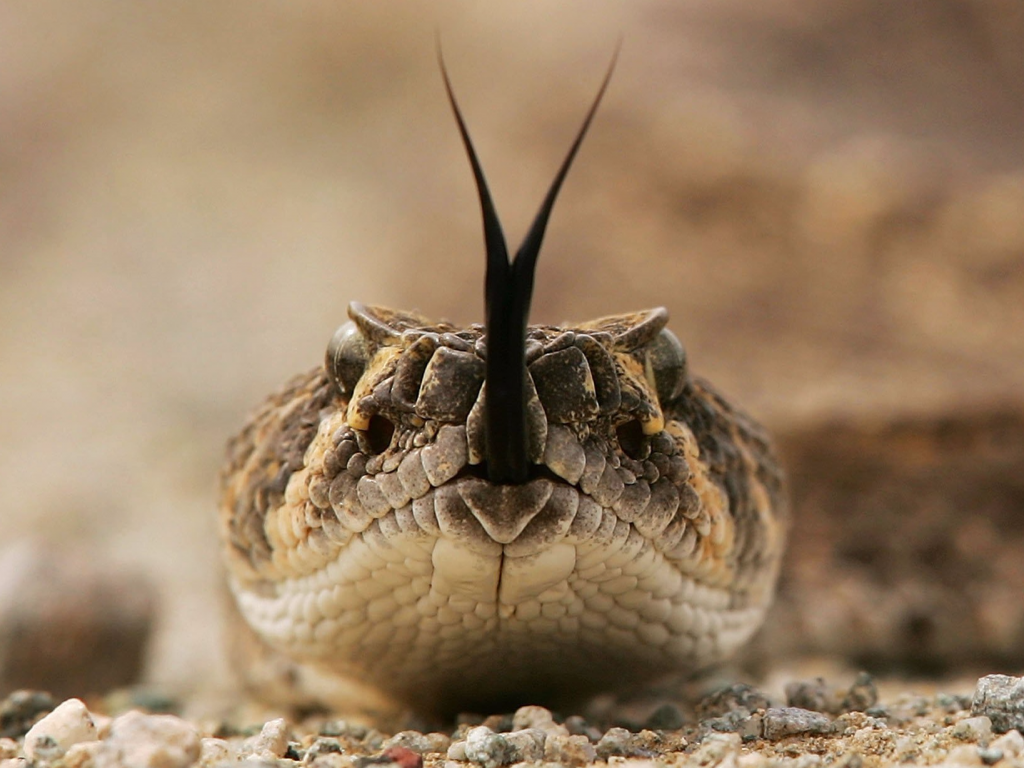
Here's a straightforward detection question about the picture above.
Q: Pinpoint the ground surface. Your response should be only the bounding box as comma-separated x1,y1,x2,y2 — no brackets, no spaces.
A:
5,673,1024,768
1,1,1022,766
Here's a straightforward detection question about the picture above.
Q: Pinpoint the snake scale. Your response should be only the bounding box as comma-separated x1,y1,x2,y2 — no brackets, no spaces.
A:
219,55,788,717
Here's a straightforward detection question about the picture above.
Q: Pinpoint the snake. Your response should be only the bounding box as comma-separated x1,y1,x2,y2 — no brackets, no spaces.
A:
218,53,788,718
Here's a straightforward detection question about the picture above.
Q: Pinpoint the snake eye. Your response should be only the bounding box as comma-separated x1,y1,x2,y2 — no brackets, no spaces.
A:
645,328,687,406
326,321,369,395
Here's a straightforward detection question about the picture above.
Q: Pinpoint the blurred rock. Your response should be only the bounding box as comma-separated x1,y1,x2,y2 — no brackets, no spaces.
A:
95,711,200,768
784,673,877,715
0,541,156,698
0,690,55,739
754,408,1024,670
696,683,771,719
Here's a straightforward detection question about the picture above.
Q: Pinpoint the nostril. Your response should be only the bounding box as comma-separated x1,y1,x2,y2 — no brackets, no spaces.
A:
366,414,395,455
616,419,647,460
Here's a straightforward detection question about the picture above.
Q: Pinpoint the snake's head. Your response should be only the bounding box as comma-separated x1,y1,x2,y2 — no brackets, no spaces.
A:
325,302,688,488
223,47,786,714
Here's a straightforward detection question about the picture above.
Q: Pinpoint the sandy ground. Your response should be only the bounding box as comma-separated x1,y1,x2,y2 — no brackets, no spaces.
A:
1,0,1023,741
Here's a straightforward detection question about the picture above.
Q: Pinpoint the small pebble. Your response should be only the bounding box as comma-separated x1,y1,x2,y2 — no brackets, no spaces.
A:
693,732,742,765
306,737,344,760
245,718,290,758
737,712,764,742
978,747,1004,765
502,729,545,762
198,737,234,766
785,678,836,714
23,698,97,760
946,743,983,765
463,726,511,768
595,727,653,758
893,735,918,760
991,729,1024,757
0,740,15,760
973,675,1024,733
511,706,565,735
953,715,993,742
543,733,597,766
96,711,200,768
382,731,450,754
842,672,879,712
445,739,467,761
362,729,385,751
762,707,833,740
697,683,771,719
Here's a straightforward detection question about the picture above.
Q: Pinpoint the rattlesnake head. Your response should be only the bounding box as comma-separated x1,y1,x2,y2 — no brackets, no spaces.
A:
219,53,787,717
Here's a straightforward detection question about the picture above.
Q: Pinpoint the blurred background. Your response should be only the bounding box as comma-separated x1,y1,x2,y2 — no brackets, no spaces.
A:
1,0,1023,703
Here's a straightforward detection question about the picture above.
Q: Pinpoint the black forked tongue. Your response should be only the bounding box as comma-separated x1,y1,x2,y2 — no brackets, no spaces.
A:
439,47,618,484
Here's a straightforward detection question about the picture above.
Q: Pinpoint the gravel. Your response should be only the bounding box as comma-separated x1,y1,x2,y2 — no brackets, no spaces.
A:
4,676,1024,768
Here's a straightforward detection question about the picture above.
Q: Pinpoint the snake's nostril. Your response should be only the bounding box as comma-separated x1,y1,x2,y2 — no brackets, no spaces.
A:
616,419,646,461
365,414,395,455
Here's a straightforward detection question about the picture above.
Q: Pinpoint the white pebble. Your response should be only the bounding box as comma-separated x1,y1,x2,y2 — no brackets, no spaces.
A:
24,698,97,760
245,718,289,758
198,738,235,766
446,741,467,761
953,715,993,742
992,729,1024,757
96,711,200,768
947,743,984,765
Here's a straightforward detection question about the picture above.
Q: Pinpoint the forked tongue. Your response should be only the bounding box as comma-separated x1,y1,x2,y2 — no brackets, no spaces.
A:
439,47,617,483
